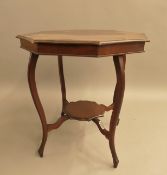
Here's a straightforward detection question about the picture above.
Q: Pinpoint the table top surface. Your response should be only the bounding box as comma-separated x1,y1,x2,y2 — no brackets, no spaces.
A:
17,30,149,45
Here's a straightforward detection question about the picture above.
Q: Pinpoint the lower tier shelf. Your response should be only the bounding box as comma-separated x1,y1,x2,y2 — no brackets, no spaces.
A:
63,100,113,121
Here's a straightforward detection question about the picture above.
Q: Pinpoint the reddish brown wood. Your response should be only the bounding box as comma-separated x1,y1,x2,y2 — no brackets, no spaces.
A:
63,100,113,121
27,52,126,166
28,53,48,157
92,118,110,139
109,55,126,168
97,42,145,56
47,116,69,132
20,39,145,57
19,30,148,168
28,53,69,157
20,39,38,53
58,55,68,112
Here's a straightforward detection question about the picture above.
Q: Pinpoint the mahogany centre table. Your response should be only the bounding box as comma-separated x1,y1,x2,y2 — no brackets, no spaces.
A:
17,30,148,168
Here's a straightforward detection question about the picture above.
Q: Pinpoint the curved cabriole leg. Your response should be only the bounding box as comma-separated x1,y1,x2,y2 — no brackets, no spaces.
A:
58,55,68,113
45,55,68,133
28,53,48,157
109,55,126,168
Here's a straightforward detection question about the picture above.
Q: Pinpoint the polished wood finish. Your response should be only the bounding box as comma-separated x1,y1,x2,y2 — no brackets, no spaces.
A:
92,118,110,139
18,30,148,168
109,55,126,168
28,53,48,157
16,30,148,45
19,39,145,57
28,53,68,157
47,116,68,132
58,55,68,110
27,52,125,167
17,30,148,57
63,100,113,121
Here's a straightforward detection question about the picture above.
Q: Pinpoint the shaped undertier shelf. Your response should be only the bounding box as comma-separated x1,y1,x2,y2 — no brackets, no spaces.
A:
63,100,113,121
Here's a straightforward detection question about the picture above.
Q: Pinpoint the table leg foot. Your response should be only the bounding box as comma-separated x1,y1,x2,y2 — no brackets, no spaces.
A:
109,138,119,168
113,159,119,168
38,133,48,157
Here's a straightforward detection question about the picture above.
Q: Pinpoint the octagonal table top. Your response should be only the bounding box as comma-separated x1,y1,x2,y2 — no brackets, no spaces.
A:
17,30,149,45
